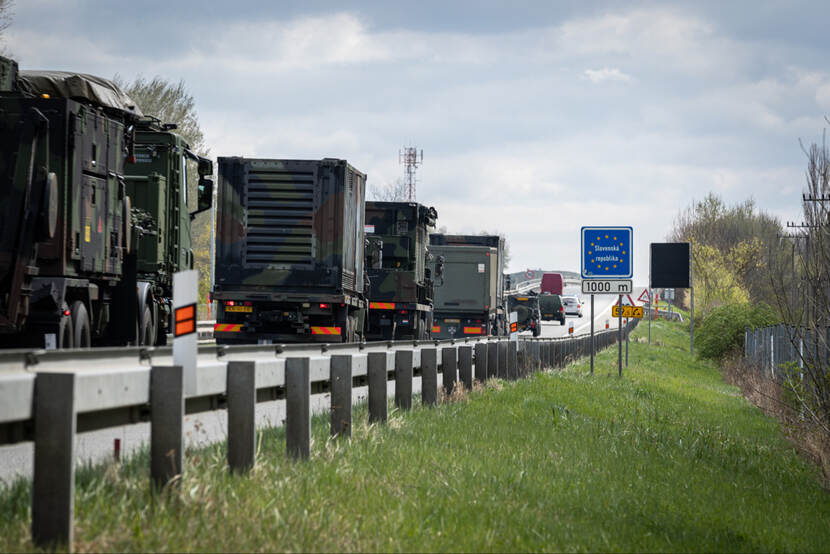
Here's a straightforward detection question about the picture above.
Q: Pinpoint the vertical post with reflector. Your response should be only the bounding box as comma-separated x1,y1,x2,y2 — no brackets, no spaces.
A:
173,270,199,396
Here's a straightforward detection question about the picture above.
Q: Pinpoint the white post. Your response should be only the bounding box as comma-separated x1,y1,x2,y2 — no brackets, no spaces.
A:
173,270,199,396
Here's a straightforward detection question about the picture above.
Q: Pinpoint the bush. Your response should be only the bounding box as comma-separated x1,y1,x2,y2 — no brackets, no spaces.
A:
696,303,778,361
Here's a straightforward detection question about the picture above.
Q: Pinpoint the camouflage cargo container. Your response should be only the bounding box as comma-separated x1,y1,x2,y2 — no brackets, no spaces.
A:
428,240,503,339
364,201,437,340
0,57,212,348
213,157,366,343
507,294,541,336
428,234,507,338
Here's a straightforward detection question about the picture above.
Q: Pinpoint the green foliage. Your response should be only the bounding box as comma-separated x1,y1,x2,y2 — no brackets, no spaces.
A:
3,322,829,551
697,302,778,361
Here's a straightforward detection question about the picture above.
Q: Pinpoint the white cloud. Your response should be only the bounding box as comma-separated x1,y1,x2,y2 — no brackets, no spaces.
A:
582,67,634,84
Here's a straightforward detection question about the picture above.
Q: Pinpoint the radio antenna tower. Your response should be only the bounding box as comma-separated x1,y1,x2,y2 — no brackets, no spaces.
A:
399,146,423,201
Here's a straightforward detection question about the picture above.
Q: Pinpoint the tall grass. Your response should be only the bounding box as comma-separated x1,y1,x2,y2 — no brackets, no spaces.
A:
2,319,829,552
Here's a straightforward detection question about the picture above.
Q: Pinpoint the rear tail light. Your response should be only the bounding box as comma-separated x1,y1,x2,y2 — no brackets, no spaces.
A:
319,303,329,309
226,301,235,306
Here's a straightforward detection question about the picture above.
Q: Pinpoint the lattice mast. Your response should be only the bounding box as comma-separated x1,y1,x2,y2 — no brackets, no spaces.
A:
399,146,423,201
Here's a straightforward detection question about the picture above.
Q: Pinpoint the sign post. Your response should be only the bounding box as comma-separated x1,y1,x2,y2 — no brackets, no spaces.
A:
173,270,199,396
509,311,518,342
581,226,633,378
650,242,692,354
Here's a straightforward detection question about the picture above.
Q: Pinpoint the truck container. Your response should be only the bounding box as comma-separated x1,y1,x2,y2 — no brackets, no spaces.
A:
428,237,505,339
0,57,212,349
541,272,563,295
507,294,541,336
364,201,437,340
212,157,366,343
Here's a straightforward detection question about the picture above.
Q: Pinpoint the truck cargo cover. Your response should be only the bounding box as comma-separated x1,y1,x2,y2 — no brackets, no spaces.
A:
18,70,142,116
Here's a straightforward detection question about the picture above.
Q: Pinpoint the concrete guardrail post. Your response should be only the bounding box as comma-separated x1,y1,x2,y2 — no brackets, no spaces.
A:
487,341,499,379
395,350,413,411
150,365,184,489
474,342,488,383
459,345,473,390
442,347,457,394
421,348,438,406
498,341,509,379
32,372,76,549
286,357,311,460
368,352,388,423
508,341,518,380
227,361,256,473
330,354,352,438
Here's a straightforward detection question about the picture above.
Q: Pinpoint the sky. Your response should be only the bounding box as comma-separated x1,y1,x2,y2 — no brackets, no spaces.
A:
5,0,829,282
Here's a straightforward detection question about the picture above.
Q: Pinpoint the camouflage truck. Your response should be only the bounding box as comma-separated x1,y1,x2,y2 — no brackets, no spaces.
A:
428,234,506,339
364,201,438,340
212,157,366,344
0,57,213,348
507,294,541,336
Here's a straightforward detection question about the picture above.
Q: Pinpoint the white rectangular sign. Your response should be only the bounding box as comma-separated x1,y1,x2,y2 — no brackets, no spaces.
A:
173,270,198,396
581,279,633,295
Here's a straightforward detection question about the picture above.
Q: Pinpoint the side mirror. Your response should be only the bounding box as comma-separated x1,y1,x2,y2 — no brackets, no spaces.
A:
191,176,213,218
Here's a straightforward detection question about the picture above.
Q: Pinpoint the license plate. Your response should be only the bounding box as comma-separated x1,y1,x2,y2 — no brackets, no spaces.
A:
225,306,252,313
445,318,460,323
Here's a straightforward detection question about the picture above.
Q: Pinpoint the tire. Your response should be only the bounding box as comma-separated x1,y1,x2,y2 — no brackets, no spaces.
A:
57,302,74,349
532,325,540,337
139,305,154,346
71,300,91,348
559,318,566,326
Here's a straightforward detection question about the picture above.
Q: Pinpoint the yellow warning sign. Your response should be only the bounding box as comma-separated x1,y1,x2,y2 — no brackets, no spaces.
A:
612,305,644,318
84,225,91,242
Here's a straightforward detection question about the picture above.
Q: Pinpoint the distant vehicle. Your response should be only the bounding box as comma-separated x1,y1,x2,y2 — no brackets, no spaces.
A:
507,294,541,337
539,294,566,325
541,273,564,295
562,295,583,317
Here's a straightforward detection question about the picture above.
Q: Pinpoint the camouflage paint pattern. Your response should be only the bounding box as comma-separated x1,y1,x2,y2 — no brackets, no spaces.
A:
507,294,541,331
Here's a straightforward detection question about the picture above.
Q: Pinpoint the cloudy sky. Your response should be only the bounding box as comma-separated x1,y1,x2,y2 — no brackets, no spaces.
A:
6,0,829,281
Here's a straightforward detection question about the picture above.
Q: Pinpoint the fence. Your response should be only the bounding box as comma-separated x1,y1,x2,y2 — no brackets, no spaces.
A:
744,324,806,382
0,320,637,549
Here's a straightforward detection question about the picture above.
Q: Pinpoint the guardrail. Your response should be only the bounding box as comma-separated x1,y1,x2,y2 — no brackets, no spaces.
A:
1,321,637,548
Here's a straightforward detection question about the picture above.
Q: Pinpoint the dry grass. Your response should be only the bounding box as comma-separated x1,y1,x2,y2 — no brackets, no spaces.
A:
723,355,830,486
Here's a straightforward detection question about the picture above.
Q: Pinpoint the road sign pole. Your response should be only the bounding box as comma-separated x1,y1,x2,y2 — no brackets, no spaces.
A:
690,259,695,355
648,289,652,345
625,318,629,367
618,294,623,377
590,295,595,375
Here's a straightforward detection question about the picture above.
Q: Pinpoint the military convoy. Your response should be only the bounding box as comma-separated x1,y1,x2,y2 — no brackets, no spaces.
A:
364,202,438,340
0,56,212,349
0,55,523,349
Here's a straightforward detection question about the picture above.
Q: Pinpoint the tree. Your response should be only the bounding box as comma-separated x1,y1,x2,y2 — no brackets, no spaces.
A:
114,75,213,309
0,0,14,56
369,178,409,201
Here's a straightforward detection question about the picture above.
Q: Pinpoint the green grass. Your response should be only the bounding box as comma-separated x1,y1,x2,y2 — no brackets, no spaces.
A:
2,320,829,552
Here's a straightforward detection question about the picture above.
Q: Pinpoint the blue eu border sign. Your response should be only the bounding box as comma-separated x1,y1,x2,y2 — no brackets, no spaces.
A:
581,226,633,279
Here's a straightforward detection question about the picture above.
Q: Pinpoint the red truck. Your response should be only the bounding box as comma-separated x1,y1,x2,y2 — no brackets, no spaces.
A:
541,273,563,295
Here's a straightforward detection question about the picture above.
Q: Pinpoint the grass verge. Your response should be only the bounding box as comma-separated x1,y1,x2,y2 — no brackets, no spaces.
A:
2,320,829,552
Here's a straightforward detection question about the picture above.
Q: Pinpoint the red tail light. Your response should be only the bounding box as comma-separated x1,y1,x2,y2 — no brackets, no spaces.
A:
226,301,235,307
319,303,329,309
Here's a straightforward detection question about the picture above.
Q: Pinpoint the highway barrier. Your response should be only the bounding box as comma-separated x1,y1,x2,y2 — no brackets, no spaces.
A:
0,321,637,549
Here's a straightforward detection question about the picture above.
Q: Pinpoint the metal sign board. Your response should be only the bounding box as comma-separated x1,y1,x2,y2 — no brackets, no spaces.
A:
650,242,690,288
581,279,632,294
173,270,198,396
581,226,633,279
612,305,644,318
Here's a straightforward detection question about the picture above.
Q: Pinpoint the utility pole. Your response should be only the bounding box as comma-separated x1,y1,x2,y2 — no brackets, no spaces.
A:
399,147,423,202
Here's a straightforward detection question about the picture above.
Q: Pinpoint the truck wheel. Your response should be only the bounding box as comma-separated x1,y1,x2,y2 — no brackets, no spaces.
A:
140,305,154,346
560,318,566,326
71,301,91,348
57,302,74,349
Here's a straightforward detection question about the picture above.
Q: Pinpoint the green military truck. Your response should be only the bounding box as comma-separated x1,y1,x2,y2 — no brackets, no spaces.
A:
212,157,367,344
428,234,506,339
364,201,438,340
539,293,566,325
507,294,542,336
0,57,212,348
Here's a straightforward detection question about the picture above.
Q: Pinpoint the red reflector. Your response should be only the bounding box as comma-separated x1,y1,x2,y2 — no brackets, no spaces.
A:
227,301,235,307
244,301,252,306
319,303,329,309
400,310,407,314
63,309,70,316
432,325,440,333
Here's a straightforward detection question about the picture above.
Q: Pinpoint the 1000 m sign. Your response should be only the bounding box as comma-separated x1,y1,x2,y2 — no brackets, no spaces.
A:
581,279,633,294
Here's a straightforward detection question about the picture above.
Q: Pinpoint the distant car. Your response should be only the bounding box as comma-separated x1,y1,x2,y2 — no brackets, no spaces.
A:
562,295,583,317
538,293,566,325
